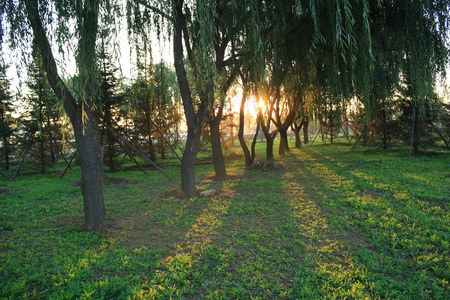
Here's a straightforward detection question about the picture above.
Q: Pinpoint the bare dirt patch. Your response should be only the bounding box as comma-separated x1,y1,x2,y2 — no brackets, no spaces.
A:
246,161,286,171
54,215,83,228
73,177,138,187
106,177,139,186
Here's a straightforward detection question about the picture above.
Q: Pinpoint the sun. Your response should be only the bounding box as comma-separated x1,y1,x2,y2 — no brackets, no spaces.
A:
258,99,265,109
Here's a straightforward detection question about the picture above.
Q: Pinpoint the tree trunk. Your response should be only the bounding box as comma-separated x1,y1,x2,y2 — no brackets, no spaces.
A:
292,123,302,148
173,0,208,197
3,134,9,170
40,135,45,174
364,122,368,147
329,116,334,144
413,106,420,155
159,136,166,159
73,101,107,230
210,117,227,181
303,119,309,144
50,134,57,163
266,136,275,161
104,100,116,172
250,122,259,166
278,128,289,155
238,86,251,167
181,124,202,198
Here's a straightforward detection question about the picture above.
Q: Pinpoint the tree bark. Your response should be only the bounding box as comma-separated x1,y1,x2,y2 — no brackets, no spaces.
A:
73,100,107,230
292,122,303,148
303,119,309,144
413,105,420,155
266,135,275,161
181,125,202,197
210,116,227,181
278,128,289,155
3,134,9,170
250,122,259,166
40,135,45,174
238,82,251,167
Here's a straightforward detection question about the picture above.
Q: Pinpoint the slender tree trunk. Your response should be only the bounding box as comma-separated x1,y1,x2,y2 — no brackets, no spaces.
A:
40,135,45,174
413,106,420,155
159,136,166,159
329,116,334,144
381,99,388,150
50,135,56,163
238,86,251,166
210,117,227,181
3,135,9,171
250,122,259,166
364,122,368,147
104,101,115,172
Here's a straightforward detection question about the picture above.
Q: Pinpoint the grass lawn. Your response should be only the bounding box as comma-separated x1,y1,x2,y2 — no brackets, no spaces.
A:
1,140,449,299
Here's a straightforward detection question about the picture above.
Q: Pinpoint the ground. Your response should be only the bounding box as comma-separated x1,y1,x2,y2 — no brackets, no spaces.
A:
0,142,449,299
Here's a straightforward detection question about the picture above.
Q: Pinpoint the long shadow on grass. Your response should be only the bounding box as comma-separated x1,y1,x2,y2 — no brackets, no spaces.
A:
284,147,449,299
279,152,379,298
176,170,316,299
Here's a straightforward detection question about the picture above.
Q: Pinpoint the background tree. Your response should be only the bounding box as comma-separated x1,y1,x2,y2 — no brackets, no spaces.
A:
97,20,124,173
0,63,15,171
24,51,63,174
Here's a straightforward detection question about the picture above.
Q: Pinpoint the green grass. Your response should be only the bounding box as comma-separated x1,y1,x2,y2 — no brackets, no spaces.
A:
1,140,449,299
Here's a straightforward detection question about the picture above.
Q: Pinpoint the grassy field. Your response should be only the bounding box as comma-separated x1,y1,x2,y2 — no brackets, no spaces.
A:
1,141,449,299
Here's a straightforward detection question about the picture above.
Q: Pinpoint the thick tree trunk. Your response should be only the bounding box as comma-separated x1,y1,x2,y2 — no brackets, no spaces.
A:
292,124,302,148
210,117,227,181
278,128,289,155
73,101,107,230
181,125,202,198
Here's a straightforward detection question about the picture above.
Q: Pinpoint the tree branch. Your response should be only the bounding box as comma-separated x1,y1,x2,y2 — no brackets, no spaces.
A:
25,0,77,120
135,0,174,23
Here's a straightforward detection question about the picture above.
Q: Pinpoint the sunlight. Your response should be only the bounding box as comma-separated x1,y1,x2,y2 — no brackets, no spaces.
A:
258,99,265,109
226,84,259,118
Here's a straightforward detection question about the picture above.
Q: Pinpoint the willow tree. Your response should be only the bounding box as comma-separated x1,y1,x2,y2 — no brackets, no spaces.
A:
351,0,449,153
1,1,115,231
130,0,250,195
